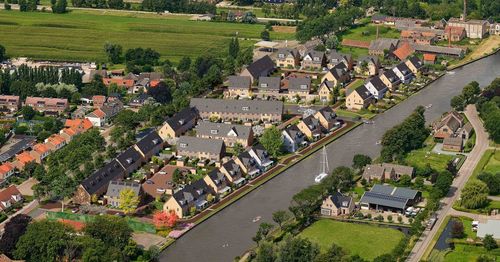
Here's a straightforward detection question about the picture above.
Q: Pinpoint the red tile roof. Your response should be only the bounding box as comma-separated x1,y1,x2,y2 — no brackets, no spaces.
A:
91,109,106,118
0,185,22,210
0,163,14,178
16,152,35,164
58,219,85,231
103,78,134,88
341,39,370,49
393,42,415,61
423,53,436,62
33,143,50,155
47,134,66,146
150,80,161,88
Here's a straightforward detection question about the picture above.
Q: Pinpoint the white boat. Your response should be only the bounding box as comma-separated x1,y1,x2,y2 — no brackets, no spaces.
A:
315,146,329,183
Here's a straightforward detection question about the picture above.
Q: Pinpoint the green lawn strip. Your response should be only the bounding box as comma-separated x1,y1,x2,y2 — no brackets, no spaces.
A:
443,243,500,262
0,10,293,62
484,150,500,174
422,215,451,261
299,219,404,260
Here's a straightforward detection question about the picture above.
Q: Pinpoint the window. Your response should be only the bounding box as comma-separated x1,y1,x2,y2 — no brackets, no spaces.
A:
300,84,308,89
180,143,187,148
210,129,218,134
242,106,249,111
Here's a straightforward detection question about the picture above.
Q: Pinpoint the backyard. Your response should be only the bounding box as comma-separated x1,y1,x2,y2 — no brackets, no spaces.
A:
340,24,400,42
0,9,294,63
299,219,405,260
404,139,457,173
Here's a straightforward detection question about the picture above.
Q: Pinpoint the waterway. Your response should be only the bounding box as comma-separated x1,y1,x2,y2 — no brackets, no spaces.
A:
160,53,500,262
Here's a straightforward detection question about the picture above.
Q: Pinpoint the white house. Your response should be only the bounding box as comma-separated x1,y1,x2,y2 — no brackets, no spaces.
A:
392,62,413,84
364,77,388,100
85,109,107,127
282,125,306,153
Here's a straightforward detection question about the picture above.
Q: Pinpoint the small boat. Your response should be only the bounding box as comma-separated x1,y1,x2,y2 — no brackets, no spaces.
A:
252,216,261,223
315,146,329,183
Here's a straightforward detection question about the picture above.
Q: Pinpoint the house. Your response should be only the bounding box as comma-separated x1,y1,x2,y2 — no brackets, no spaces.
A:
0,162,15,181
393,41,415,61
12,152,35,170
256,76,281,98
158,107,198,140
163,179,214,218
25,97,68,114
432,111,464,139
30,143,51,163
116,147,144,175
234,151,261,178
44,134,66,152
359,184,422,213
355,56,380,76
226,76,252,98
447,18,488,39
203,169,231,197
0,185,22,211
282,125,306,153
412,44,464,57
177,136,226,162
194,122,253,147
321,63,350,87
133,131,163,161
287,77,312,100
400,30,438,45
74,159,126,205
143,165,193,197
0,136,36,163
320,192,355,216
190,98,283,123
83,69,108,84
247,144,274,171
0,95,20,113
86,109,107,127
92,95,107,108
275,48,300,68
297,115,322,140
240,55,275,83
64,118,93,134
443,137,463,152
100,100,123,119
364,77,388,99
444,26,466,42
314,106,339,131
301,50,326,70
102,78,135,89
380,69,401,91
405,56,424,74
129,93,151,108
104,181,142,208
489,23,500,36
328,51,353,70
423,53,437,64
368,38,399,56
461,122,473,140
72,106,89,119
345,85,374,110
138,72,164,81
220,159,246,187
362,163,415,182
318,80,334,103
392,62,414,84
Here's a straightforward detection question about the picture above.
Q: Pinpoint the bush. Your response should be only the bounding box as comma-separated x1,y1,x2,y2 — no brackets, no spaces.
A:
387,215,393,223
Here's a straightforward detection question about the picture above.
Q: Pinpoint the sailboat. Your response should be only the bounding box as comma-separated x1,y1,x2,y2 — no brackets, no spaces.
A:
314,146,329,183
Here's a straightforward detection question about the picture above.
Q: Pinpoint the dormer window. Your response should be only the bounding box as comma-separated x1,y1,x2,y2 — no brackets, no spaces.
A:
180,143,187,148
126,158,133,164
152,139,159,145
210,129,218,135
242,106,249,111
261,83,268,88
313,57,320,61
278,54,284,58
300,84,308,89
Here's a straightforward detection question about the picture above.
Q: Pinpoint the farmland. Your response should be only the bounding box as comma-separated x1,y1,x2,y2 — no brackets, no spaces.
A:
0,10,295,63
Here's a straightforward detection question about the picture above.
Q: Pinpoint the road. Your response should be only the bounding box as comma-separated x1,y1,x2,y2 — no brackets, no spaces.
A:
160,53,500,262
407,104,490,262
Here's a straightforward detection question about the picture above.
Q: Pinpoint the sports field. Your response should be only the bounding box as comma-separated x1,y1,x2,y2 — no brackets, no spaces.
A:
299,219,405,260
0,10,295,63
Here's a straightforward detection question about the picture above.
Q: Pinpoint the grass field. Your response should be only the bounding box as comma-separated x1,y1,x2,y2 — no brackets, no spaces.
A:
483,150,500,174
405,141,455,173
299,219,404,260
340,24,400,42
0,9,294,63
443,244,500,262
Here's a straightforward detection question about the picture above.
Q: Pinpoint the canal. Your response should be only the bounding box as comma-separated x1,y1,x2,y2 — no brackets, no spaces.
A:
160,53,500,262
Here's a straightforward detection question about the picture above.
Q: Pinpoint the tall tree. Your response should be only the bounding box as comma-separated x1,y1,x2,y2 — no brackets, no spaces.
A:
459,179,489,209
272,210,290,230
352,154,372,170
104,43,123,64
228,37,240,59
0,214,32,256
0,44,6,62
119,188,140,214
260,126,283,158
84,215,133,250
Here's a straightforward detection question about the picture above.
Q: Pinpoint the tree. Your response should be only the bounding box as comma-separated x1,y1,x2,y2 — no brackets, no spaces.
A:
119,188,139,214
477,172,500,195
325,35,339,50
276,234,319,262
233,142,244,155
84,215,132,249
460,180,489,209
325,166,354,193
261,30,270,41
451,218,464,238
255,240,275,262
314,243,347,262
147,80,172,104
272,210,290,230
399,174,412,187
114,109,139,129
415,176,424,189
153,210,178,229
14,220,74,261
434,171,453,198
177,56,191,72
52,0,67,13
373,254,394,262
228,37,240,59
450,94,466,111
476,255,495,262
352,154,372,170
104,42,122,64
0,44,6,62
0,214,32,256
107,0,124,9
20,106,36,120
260,126,283,157
483,234,498,251
253,222,274,244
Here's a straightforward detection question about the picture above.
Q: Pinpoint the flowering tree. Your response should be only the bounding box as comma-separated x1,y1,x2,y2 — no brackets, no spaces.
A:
153,210,178,229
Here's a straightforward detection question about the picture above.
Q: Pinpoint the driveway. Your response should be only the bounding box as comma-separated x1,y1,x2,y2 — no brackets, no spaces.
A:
17,177,38,196
432,143,469,156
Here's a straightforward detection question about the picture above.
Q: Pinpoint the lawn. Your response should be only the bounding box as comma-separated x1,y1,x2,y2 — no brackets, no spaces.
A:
340,24,400,42
299,219,404,260
337,46,369,59
483,150,500,174
0,9,294,63
443,244,500,262
404,142,455,173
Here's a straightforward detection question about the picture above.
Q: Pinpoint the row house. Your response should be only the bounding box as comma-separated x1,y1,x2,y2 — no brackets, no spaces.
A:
116,146,144,175
0,185,23,211
393,62,414,84
163,179,214,218
226,76,252,98
190,98,283,123
158,107,198,140
195,122,253,147
296,106,340,140
364,77,388,100
44,134,67,151
30,143,51,164
355,56,380,76
104,181,142,207
321,63,351,87
297,115,322,140
345,85,374,111
25,97,68,114
287,77,313,102
12,152,36,170
275,48,301,68
301,50,326,70
282,125,306,153
177,136,226,162
380,69,401,91
240,55,275,83
328,51,354,70
233,146,270,179
203,169,231,197
142,165,194,197
400,30,438,45
102,78,135,92
0,162,15,183
255,76,282,98
0,95,20,113
318,81,335,103
220,159,246,187
133,131,164,161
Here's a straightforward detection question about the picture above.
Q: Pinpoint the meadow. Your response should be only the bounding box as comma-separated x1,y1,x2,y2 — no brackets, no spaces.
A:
0,9,295,63
299,219,405,260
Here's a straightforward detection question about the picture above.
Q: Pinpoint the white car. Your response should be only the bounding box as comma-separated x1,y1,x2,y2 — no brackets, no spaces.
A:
315,173,328,183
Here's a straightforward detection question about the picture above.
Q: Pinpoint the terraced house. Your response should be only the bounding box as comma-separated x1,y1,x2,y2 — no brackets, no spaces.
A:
0,95,20,113
163,179,214,218
177,136,226,162
158,107,198,140
225,76,252,98
25,97,68,114
275,48,300,68
194,122,253,147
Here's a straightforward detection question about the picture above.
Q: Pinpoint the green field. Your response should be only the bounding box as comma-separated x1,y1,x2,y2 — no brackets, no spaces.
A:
483,150,500,174
299,219,405,260
443,244,500,262
340,24,400,42
0,9,294,63
405,141,456,173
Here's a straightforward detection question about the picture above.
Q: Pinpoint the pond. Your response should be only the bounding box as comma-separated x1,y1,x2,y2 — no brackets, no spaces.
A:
435,219,454,250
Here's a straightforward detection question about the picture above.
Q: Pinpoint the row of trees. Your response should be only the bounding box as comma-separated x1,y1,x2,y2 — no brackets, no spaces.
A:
451,81,481,111
71,0,129,10
140,0,215,14
476,78,500,144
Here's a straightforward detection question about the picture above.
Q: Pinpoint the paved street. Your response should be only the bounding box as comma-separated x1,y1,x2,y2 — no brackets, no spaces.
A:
407,104,490,262
161,52,500,262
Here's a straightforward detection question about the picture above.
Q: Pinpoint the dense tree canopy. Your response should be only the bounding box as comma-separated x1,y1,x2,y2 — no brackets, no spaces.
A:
260,126,284,158
459,179,489,209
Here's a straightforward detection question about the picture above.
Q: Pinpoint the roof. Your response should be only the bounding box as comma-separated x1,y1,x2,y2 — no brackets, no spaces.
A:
341,39,370,49
221,159,243,179
463,122,473,134
443,137,463,147
195,122,252,141
105,180,141,198
477,220,500,239
288,77,311,92
254,41,279,48
383,69,400,84
445,25,465,35
381,163,414,176
190,98,283,116
434,111,463,131
16,152,35,164
283,124,304,140
80,159,126,195
360,184,419,209
248,144,270,162
407,56,423,69
276,48,299,59
243,55,275,79
393,41,414,60
362,165,385,179
177,136,224,155
327,191,353,208
352,85,373,100
412,44,464,56
138,72,164,81
358,56,379,65
301,115,320,131
165,107,198,133
448,17,488,25
316,106,336,122
0,185,21,209
134,131,163,156
87,109,106,118
367,77,387,91
143,165,191,196
369,38,399,51
228,76,251,90
116,147,143,170
304,50,325,62
32,143,50,155
102,78,134,88
0,162,14,177
64,118,93,132
328,51,352,63
172,179,212,207
206,169,227,187
371,184,419,199
237,151,259,171
258,76,281,91
25,97,68,108
423,53,437,61
0,136,36,162
326,63,348,80
46,134,66,146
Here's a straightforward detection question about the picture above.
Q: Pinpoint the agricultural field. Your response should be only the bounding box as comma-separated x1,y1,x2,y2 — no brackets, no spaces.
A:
299,219,405,260
0,9,294,63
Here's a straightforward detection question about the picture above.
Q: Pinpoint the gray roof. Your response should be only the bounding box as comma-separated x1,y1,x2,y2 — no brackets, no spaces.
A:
328,191,353,208
190,98,283,116
383,69,400,84
369,38,399,51
283,124,304,141
477,220,500,239
358,56,379,65
407,56,423,69
221,159,243,179
371,184,419,199
237,151,259,172
412,44,464,56
81,160,126,195
105,180,141,198
288,77,311,92
172,179,212,207
228,76,251,90
206,169,227,187
244,55,275,79
360,184,419,209
352,85,373,100
381,163,414,176
317,107,336,122
304,50,325,64
258,76,281,91
195,122,252,141
116,147,143,170
327,63,348,80
0,136,36,162
165,107,198,133
138,72,164,81
362,164,385,179
135,131,163,156
248,144,270,162
301,115,320,131
395,62,412,76
443,137,463,147
177,136,224,155
367,77,387,91
276,48,299,59
328,51,352,64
